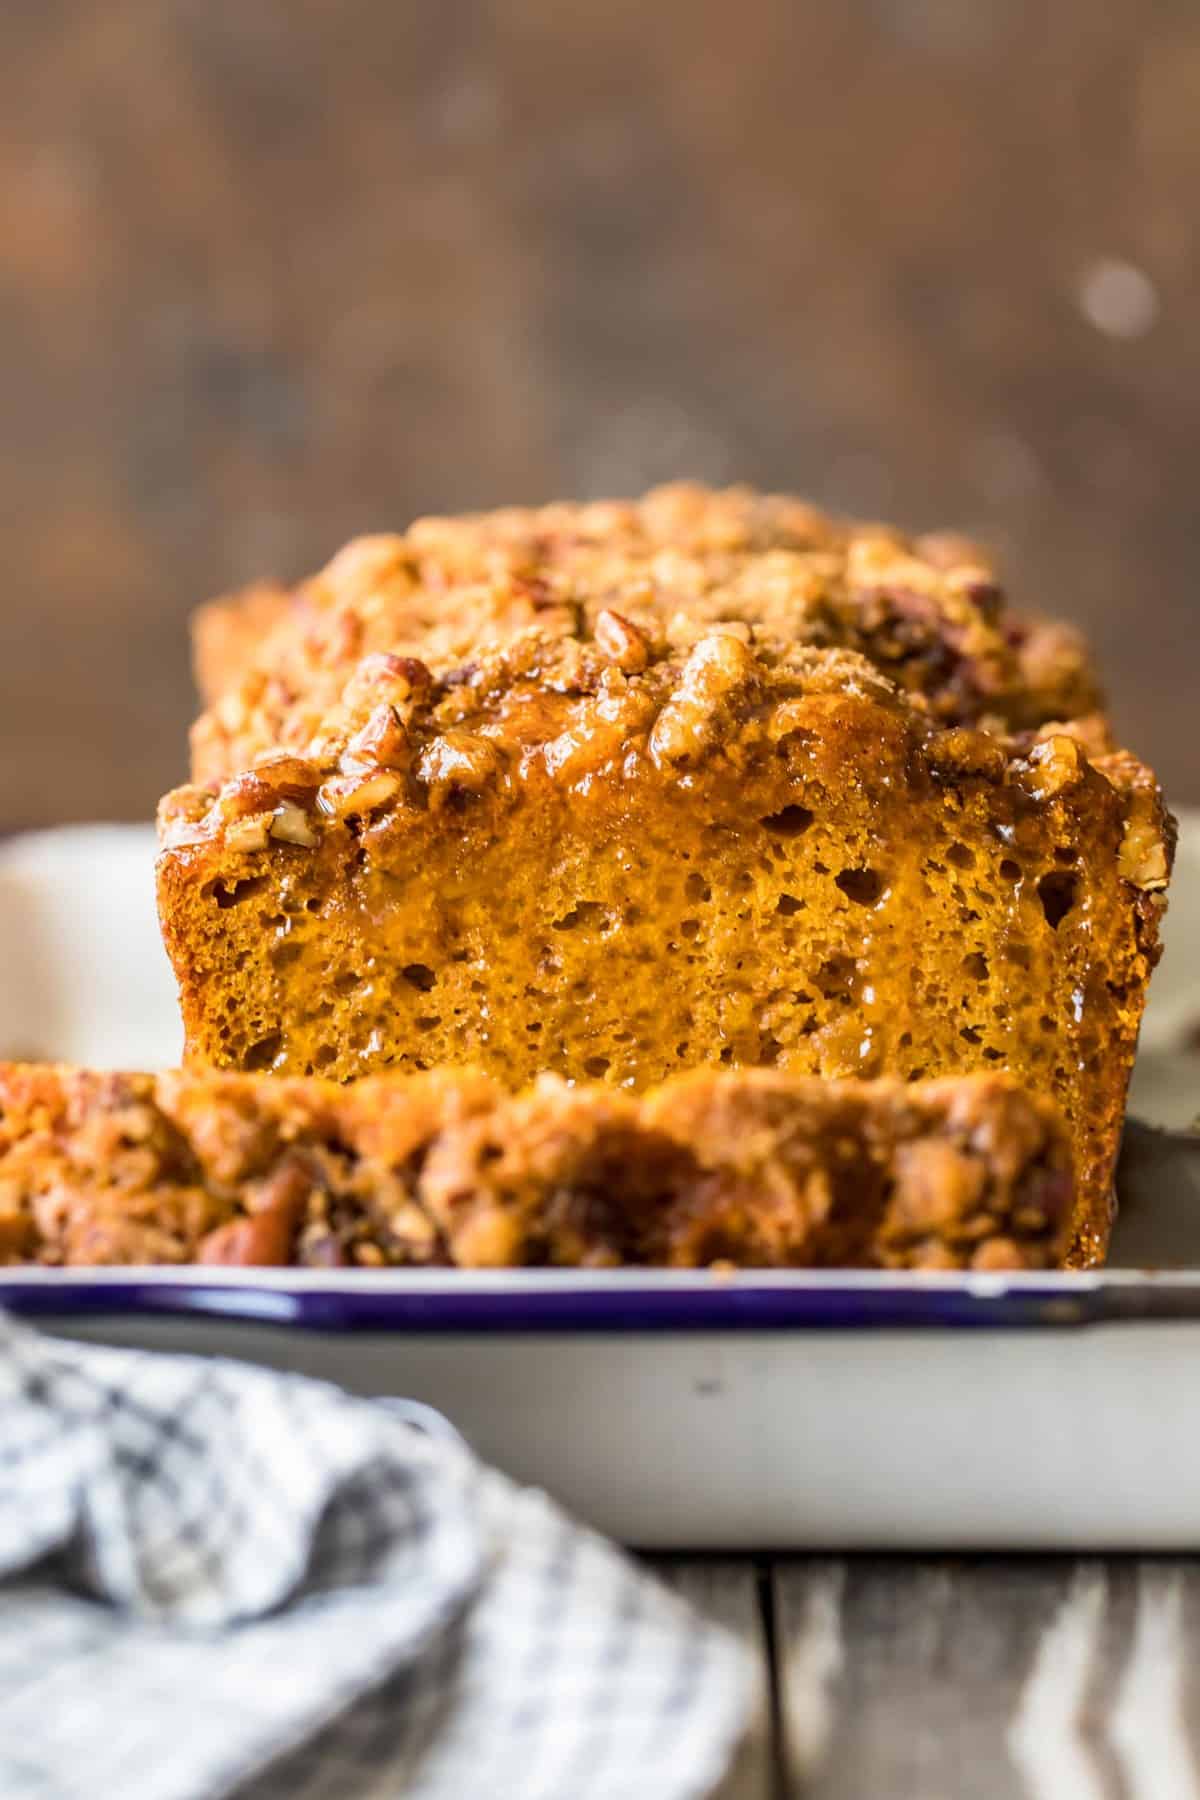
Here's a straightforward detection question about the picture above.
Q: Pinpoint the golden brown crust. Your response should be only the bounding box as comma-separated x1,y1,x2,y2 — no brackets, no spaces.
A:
189,482,1103,785
0,1063,1075,1271
193,582,292,708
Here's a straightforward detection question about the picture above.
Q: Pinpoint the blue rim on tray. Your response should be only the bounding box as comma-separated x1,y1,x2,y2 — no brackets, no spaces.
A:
2,1269,1199,1332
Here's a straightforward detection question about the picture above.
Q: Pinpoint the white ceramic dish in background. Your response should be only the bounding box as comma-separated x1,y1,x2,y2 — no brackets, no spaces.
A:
0,826,182,1069
3,818,1200,1551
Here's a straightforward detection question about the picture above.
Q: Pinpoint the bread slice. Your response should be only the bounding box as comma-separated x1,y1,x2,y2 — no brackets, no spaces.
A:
0,1063,1075,1271
157,486,1172,1267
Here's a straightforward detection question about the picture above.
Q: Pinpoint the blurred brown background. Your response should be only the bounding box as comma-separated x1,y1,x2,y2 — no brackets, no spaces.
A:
1,0,1197,830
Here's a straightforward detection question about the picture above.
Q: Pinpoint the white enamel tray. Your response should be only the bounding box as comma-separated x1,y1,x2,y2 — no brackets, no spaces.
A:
2,820,1200,1551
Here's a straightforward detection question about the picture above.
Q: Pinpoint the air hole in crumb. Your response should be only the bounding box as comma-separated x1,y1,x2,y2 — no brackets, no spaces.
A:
305,897,322,913
899,1032,913,1048
760,804,814,837
760,1034,783,1065
553,901,608,931
402,963,437,992
313,1044,337,1070
962,953,989,982
719,1047,733,1065
245,1033,283,1071
983,1047,1004,1062
684,872,712,903
946,842,975,870
1039,1015,1057,1033
213,876,268,910
1037,871,1078,930
675,1041,689,1059
834,867,883,906
680,919,700,940
816,956,856,1000
776,893,803,916
584,1056,610,1078
960,1026,982,1045
1054,845,1077,865
999,858,1023,884
414,1016,440,1032
334,970,359,995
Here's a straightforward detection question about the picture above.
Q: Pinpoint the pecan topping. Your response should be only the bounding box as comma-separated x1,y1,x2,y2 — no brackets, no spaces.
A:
221,754,320,816
417,731,506,808
1119,814,1170,890
269,801,319,848
317,770,404,818
198,1211,293,1265
1017,734,1086,800
345,652,433,708
340,703,411,773
594,609,650,674
648,631,760,768
224,813,273,853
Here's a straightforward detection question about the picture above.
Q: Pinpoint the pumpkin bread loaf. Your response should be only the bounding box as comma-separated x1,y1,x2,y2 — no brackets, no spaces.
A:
157,485,1174,1267
0,1063,1075,1272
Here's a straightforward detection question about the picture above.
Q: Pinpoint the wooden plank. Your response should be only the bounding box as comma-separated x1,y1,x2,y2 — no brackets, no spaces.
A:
771,1559,1165,1800
652,1559,776,1800
1105,1563,1200,1800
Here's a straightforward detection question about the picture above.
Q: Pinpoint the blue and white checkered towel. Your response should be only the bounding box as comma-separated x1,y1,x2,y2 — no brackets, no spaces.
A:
0,1318,751,1800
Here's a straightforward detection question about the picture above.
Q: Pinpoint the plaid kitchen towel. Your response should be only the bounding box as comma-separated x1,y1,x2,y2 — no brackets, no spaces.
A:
0,1318,752,1800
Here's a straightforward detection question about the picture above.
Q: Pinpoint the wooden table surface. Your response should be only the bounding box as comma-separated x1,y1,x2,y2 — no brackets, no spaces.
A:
656,1556,1200,1798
